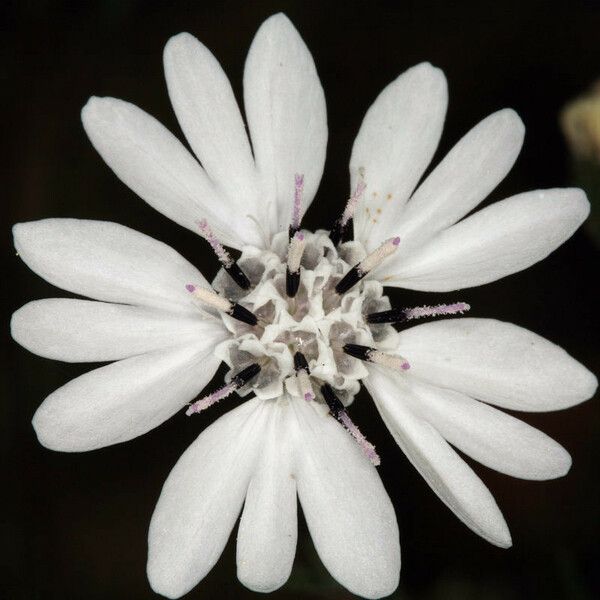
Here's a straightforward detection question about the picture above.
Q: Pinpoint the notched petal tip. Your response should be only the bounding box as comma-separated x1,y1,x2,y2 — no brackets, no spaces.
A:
371,61,448,110
407,61,448,89
412,60,441,72
81,95,113,120
80,96,95,120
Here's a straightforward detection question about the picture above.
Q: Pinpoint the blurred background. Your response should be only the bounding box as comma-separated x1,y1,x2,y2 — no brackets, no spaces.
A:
2,1,599,598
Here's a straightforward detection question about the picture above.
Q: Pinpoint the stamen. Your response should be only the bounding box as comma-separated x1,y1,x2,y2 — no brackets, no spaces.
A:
197,219,250,289
293,351,310,372
337,411,380,466
298,371,314,401
321,383,380,465
358,237,401,274
186,363,261,415
287,232,306,274
335,237,400,294
343,343,410,371
286,232,306,298
228,303,259,326
367,302,470,324
329,180,366,245
186,381,236,415
289,173,304,238
403,302,471,321
196,219,233,268
294,352,314,401
186,284,231,312
186,284,258,326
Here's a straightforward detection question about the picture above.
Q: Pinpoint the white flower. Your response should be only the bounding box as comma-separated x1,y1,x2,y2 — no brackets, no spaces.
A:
11,12,596,600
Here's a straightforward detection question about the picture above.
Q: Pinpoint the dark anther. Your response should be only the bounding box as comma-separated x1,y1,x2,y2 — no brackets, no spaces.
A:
231,363,261,387
329,217,354,246
229,303,258,326
320,383,345,420
342,343,374,362
224,261,251,290
329,219,343,246
286,268,300,298
366,308,407,324
335,265,363,295
341,218,354,242
294,351,310,373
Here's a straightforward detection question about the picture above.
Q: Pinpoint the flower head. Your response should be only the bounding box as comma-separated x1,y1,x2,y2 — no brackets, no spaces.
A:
11,12,596,599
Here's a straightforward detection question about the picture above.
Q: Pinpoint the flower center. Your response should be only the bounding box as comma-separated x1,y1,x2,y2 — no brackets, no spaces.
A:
212,229,401,406
184,174,469,464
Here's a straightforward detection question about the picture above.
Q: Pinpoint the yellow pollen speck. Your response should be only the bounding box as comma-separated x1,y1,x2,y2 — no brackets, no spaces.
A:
386,193,392,201
376,208,382,214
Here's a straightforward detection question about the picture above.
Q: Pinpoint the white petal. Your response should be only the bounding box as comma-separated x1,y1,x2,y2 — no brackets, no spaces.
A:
292,398,400,599
164,33,265,246
366,369,511,547
11,299,225,362
398,109,524,252
32,343,221,451
380,188,590,290
14,219,210,315
396,318,597,411
393,375,571,480
148,399,268,599
351,63,448,251
82,97,256,249
244,13,327,237
237,399,297,593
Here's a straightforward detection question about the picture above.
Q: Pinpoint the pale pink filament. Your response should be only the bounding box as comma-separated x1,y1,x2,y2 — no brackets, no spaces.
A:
339,410,380,466
403,302,470,321
186,382,236,415
197,219,233,268
340,180,367,227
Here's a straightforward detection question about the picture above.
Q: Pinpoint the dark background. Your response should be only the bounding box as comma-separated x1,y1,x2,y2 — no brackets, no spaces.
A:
2,1,599,598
